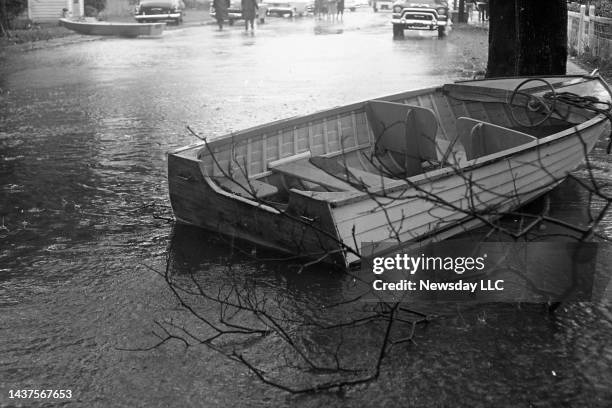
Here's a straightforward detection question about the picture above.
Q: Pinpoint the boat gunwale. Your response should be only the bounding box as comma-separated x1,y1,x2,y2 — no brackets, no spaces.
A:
452,73,598,85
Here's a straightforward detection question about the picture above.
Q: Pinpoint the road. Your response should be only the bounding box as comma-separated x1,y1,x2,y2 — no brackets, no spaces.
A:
1,11,612,408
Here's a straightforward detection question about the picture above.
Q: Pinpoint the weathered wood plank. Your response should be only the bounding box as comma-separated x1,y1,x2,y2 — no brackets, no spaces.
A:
270,158,359,191
310,156,398,190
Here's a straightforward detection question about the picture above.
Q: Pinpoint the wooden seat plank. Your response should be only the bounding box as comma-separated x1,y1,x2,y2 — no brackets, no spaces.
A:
309,156,397,189
215,176,278,199
270,158,358,192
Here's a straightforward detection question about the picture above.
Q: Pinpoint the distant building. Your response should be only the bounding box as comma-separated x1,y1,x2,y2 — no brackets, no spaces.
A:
28,0,85,22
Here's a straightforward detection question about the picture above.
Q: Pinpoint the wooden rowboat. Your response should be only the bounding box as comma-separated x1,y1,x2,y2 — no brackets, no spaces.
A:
59,18,165,37
168,75,612,267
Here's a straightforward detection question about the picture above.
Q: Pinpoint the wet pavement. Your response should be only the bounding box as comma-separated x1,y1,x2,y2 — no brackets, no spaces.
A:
1,11,612,407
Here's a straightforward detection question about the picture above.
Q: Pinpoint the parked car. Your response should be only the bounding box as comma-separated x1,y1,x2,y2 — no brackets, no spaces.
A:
391,0,449,37
210,0,268,24
134,0,185,24
263,0,309,17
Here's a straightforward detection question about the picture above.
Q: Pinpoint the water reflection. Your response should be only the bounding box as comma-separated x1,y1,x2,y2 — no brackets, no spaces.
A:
168,223,347,303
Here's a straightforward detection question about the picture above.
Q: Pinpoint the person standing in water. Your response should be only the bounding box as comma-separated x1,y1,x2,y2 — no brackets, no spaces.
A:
327,0,337,20
242,0,258,30
213,0,229,30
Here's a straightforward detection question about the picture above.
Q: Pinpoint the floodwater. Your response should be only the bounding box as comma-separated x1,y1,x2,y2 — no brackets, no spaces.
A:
1,11,612,407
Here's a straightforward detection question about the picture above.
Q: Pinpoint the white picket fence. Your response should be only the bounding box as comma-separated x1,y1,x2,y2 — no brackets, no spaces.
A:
568,4,612,60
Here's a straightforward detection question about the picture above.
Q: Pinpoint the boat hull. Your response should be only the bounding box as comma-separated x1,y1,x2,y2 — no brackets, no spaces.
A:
168,76,612,266
59,18,165,37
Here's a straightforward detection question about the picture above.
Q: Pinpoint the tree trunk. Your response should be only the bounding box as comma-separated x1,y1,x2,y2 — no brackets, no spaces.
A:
486,0,567,77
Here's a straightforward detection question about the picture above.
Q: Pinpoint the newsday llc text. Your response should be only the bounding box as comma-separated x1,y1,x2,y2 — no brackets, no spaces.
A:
360,240,598,303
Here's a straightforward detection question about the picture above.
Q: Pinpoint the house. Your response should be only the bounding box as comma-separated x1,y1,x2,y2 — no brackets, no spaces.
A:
27,0,85,22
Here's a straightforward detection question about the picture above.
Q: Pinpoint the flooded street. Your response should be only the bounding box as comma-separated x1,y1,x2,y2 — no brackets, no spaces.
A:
1,11,612,407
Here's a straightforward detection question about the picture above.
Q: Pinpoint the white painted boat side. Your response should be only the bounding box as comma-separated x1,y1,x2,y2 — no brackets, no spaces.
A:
59,18,165,36
331,123,604,255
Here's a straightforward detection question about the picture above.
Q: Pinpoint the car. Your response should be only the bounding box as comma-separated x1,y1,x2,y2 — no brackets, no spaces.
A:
263,0,309,17
344,0,368,11
372,0,393,12
134,0,185,24
391,0,449,38
210,0,269,24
